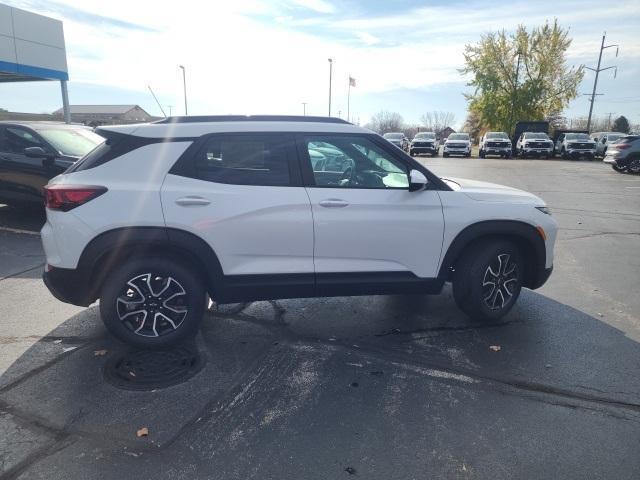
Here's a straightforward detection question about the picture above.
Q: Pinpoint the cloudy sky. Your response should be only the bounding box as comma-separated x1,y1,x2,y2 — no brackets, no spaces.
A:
2,0,639,128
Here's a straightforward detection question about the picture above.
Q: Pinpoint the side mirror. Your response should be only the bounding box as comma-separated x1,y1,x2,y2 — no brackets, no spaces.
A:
24,147,56,166
409,169,428,192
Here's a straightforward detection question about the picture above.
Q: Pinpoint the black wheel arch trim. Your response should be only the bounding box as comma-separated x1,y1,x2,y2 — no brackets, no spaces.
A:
438,220,548,289
73,227,224,305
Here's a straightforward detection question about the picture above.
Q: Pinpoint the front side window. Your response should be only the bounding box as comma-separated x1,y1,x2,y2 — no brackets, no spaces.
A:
194,134,292,186
4,127,43,154
304,135,408,189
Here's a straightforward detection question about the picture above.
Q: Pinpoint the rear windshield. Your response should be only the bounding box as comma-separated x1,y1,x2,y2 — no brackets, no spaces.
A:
38,128,104,157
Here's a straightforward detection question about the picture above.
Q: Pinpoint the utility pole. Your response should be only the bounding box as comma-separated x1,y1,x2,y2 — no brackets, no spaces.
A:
302,102,307,116
167,105,173,116
179,65,188,115
585,33,618,132
605,112,615,130
328,58,333,116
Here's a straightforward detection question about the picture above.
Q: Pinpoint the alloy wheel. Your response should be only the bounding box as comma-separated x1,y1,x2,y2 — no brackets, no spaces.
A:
116,273,188,337
482,254,519,310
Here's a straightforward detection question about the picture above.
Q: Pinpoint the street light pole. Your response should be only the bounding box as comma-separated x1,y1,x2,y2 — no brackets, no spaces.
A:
328,58,333,117
179,65,188,116
302,102,307,116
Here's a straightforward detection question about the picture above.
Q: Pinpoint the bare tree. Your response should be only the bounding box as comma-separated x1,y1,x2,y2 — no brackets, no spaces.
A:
366,111,404,134
420,111,456,134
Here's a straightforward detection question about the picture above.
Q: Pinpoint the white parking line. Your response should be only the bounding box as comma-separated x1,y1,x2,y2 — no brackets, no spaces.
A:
0,226,40,236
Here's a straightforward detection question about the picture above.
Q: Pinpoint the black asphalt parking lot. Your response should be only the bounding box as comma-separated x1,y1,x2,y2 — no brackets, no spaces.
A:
1,158,639,479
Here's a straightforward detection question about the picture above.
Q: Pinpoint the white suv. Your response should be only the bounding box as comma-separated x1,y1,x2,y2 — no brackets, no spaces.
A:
41,116,557,348
442,133,471,157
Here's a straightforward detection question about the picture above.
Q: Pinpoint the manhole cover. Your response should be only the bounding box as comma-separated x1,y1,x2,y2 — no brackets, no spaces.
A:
104,345,205,391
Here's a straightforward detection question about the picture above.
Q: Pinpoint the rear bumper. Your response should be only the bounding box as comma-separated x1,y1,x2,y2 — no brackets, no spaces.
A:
43,267,94,307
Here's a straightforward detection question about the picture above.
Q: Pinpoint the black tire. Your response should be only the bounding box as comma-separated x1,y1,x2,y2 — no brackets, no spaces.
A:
452,240,523,321
626,157,640,174
479,150,486,158
443,152,449,158
612,164,626,173
99,256,207,348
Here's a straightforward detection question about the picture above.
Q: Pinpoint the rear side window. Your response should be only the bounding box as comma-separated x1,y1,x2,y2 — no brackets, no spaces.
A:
66,132,157,173
192,134,293,186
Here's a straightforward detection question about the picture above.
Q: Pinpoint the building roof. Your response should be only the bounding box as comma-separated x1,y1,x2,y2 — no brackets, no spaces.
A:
52,105,147,115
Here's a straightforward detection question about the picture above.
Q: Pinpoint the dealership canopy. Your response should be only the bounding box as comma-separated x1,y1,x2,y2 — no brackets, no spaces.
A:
0,3,70,120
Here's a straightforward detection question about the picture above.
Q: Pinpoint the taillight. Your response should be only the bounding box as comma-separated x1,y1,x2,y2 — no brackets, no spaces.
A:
44,185,107,211
616,144,631,150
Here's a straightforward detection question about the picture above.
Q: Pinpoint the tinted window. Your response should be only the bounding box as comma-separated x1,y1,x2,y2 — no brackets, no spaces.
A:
3,127,43,153
304,135,408,189
37,128,104,157
448,134,469,140
194,135,291,186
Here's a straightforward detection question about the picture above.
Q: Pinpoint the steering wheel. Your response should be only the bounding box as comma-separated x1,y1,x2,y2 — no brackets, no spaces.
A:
340,166,355,185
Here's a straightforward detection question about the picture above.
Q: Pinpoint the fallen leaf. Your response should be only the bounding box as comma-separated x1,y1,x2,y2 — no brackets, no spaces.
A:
136,427,149,438
94,349,108,356
489,345,501,352
129,371,136,377
344,466,357,475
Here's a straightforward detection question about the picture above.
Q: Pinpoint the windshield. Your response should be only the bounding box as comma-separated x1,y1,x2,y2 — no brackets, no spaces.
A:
38,128,105,157
448,134,469,140
566,133,590,140
384,133,403,139
525,133,549,140
415,132,435,139
486,132,509,139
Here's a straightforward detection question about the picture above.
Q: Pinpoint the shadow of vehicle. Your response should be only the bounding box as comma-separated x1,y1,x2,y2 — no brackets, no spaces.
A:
1,290,639,478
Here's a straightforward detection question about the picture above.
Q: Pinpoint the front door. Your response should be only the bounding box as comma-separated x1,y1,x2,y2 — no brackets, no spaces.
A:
299,134,445,279
0,126,57,203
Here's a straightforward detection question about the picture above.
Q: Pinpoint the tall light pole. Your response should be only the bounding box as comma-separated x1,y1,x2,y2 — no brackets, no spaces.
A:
328,58,333,117
179,65,188,116
302,102,307,116
585,33,618,132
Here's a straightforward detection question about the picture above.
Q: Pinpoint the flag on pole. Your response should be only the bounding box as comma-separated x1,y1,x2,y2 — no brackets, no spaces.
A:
349,76,356,87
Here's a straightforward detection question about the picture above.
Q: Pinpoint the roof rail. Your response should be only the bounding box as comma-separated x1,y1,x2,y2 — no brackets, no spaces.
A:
153,115,351,125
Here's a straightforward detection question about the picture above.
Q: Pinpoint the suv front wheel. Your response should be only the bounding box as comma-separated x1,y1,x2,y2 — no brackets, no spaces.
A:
452,240,523,321
99,257,206,348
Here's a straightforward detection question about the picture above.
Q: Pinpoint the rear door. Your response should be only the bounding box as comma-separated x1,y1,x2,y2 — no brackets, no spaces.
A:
0,126,56,203
161,132,314,278
299,134,445,278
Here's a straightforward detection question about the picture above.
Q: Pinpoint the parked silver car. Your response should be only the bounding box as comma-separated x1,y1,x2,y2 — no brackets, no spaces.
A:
603,135,640,173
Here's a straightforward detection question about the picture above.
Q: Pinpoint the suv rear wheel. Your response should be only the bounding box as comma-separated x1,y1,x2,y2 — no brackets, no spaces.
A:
99,257,206,348
452,240,523,321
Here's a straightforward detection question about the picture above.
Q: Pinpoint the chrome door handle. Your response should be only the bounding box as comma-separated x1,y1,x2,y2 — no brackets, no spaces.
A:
319,199,349,208
175,196,211,206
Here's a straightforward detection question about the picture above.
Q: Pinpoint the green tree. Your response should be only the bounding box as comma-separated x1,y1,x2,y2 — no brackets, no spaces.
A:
461,20,584,135
612,115,630,134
